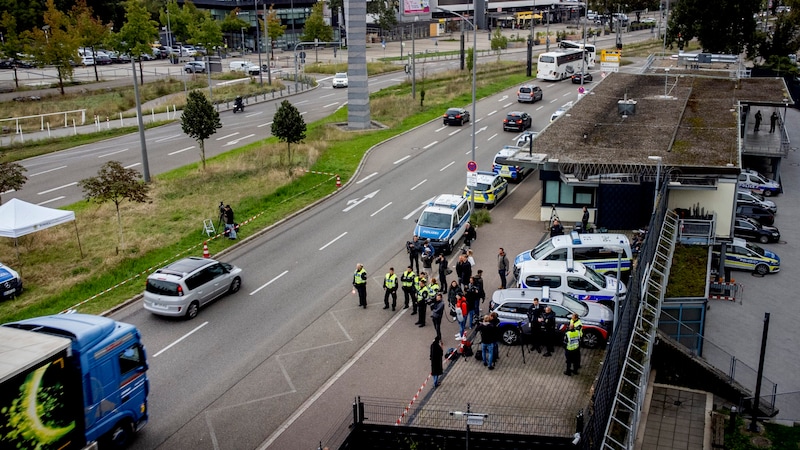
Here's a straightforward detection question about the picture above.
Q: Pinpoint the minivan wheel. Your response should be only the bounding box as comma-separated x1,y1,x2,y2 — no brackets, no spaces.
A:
186,301,200,319
229,277,241,293
581,330,602,349
754,264,769,276
501,327,520,345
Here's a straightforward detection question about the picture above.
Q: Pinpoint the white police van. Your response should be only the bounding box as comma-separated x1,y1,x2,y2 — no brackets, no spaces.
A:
515,259,626,309
739,169,780,197
414,194,471,255
514,231,633,278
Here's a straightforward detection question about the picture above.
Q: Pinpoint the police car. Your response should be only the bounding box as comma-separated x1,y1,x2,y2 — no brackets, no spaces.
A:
738,169,780,197
712,238,780,275
413,194,472,255
0,262,23,300
462,171,508,208
514,232,633,277
492,145,532,182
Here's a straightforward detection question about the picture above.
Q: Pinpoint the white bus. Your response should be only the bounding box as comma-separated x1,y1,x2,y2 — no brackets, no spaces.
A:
559,40,596,69
537,49,585,81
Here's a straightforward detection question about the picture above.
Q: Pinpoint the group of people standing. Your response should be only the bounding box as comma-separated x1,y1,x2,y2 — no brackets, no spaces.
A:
527,298,584,376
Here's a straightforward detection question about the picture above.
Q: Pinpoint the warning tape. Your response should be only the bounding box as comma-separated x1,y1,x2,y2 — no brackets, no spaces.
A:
304,169,338,176
396,374,431,425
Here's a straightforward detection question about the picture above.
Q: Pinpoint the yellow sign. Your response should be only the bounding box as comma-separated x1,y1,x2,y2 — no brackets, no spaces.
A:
600,50,622,62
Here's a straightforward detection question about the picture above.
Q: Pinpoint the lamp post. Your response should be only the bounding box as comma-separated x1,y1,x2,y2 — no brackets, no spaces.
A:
648,155,662,209
166,8,173,48
412,16,418,99
241,27,246,54
264,3,271,85
254,0,263,85
438,6,477,211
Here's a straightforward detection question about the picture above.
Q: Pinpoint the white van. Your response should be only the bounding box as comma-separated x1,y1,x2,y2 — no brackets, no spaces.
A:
514,231,633,278
229,60,250,72
413,194,472,255
515,259,626,308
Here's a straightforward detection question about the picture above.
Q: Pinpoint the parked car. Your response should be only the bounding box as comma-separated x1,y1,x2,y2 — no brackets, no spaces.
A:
80,55,95,66
184,61,206,73
736,189,776,213
0,59,15,69
735,204,775,226
571,72,593,83
94,51,112,65
739,169,780,196
517,84,543,103
332,72,349,88
462,171,508,208
712,238,780,275
443,107,470,126
733,217,780,244
489,287,613,349
0,262,23,300
503,111,532,131
143,257,242,319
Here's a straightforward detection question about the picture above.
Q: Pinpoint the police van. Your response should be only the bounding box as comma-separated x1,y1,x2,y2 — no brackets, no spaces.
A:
515,259,626,309
492,145,532,182
514,231,633,278
414,194,471,255
712,238,780,275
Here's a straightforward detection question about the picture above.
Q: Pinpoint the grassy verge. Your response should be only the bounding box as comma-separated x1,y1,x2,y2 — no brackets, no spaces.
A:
0,60,529,323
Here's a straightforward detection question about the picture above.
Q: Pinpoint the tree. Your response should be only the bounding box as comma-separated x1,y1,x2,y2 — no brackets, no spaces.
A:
0,162,28,204
490,27,508,60
466,47,475,73
667,0,759,54
22,0,80,95
301,1,333,62
0,0,44,34
116,0,159,85
0,12,24,89
220,7,249,51
78,160,149,248
369,0,398,39
271,100,306,169
752,10,800,64
266,6,286,61
72,0,110,83
189,10,223,52
181,90,222,170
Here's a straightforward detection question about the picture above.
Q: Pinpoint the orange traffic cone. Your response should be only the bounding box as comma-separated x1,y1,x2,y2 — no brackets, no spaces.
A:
336,175,342,189
203,241,210,258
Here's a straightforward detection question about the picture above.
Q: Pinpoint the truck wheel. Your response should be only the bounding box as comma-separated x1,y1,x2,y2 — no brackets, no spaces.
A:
186,301,200,319
102,420,133,448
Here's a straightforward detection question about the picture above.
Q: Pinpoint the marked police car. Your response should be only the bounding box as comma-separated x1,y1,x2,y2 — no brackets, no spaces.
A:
413,194,472,255
514,231,633,278
489,287,613,348
515,259,626,309
492,145,532,182
0,262,23,300
712,238,780,275
739,169,780,197
462,171,508,208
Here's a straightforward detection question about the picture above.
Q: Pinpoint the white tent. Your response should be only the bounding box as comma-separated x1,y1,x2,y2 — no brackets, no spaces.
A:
0,198,82,258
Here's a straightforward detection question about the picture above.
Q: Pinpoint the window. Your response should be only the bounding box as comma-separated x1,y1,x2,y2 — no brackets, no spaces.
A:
544,180,594,207
549,305,570,318
119,344,145,382
568,276,598,291
544,248,568,261
525,275,562,288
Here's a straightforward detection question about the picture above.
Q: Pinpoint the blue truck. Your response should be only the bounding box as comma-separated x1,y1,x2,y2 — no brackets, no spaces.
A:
0,313,149,449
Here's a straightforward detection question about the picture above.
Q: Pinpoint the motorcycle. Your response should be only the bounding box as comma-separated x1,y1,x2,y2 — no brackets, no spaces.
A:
233,97,245,113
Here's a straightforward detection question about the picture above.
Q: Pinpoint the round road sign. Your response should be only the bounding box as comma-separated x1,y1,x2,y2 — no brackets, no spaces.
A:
578,86,585,94
467,160,478,172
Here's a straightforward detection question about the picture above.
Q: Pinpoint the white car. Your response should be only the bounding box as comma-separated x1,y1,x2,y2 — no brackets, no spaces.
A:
0,262,23,300
332,72,349,88
184,61,206,74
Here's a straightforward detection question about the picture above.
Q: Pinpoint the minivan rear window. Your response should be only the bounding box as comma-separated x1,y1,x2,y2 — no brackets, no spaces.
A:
519,87,531,93
146,279,180,296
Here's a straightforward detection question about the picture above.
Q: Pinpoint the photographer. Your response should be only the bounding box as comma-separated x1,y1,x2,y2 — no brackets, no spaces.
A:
421,239,434,269
406,236,421,273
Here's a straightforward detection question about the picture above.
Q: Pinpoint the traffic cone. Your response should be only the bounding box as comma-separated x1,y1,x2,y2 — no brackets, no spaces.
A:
336,175,342,189
203,241,210,258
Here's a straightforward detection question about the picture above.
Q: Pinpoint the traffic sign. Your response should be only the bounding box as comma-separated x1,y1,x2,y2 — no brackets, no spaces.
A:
578,86,585,94
467,160,478,172
467,172,478,187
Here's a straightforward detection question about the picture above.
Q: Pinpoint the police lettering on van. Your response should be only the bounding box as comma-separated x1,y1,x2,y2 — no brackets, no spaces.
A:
514,231,632,278
413,194,472,255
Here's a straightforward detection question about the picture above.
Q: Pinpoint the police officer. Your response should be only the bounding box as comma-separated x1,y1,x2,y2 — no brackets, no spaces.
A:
569,313,583,332
527,298,545,353
415,279,431,327
406,236,422,273
383,267,398,310
564,323,582,376
410,272,426,316
400,266,416,310
428,277,441,297
353,263,368,308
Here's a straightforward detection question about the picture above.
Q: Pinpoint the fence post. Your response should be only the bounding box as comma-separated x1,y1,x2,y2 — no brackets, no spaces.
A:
81,109,86,124
72,119,77,135
64,112,68,128
47,122,51,138
119,112,124,127
41,115,44,131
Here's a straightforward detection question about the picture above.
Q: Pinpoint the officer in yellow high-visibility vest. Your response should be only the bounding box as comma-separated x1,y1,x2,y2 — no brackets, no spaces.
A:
415,279,431,327
353,263,368,309
411,272,427,316
563,323,582,376
569,313,583,332
400,266,416,310
383,267,398,311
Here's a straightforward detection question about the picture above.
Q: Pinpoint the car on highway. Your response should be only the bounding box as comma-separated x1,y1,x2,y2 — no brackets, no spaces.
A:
143,257,243,319
739,169,780,196
503,111,532,131
463,171,508,208
0,262,23,300
712,238,780,275
733,217,780,244
736,189,776,213
442,107,470,126
489,287,613,349
517,84,543,103
332,72,349,88
184,61,206,73
571,72,593,83
736,204,775,226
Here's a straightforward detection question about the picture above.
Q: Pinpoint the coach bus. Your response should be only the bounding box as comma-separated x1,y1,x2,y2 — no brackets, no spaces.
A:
537,48,585,81
558,40,596,69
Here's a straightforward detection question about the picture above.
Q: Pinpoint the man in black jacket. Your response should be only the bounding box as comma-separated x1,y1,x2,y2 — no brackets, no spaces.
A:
527,298,545,353
406,236,422,273
463,223,476,247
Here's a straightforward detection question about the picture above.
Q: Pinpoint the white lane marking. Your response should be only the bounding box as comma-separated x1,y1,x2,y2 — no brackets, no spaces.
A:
37,196,64,206
30,166,67,177
371,202,392,217
563,92,571,97
410,179,427,190
343,190,380,212
487,110,497,116
1,189,14,195
503,102,513,108
487,133,498,141
356,172,378,184
394,155,411,165
536,105,544,111
448,129,461,136
249,270,289,296
323,102,340,108
216,132,240,141
257,121,273,128
498,95,509,102
404,196,435,220
440,161,455,171
300,111,308,116
549,99,557,103
319,93,335,99
224,133,256,146
423,141,438,149
336,102,348,111
295,100,309,105
169,146,195,156
474,126,488,135
155,134,180,143
476,118,483,122
124,163,141,169
436,125,447,132
152,322,209,357
38,182,77,195
319,232,347,251
97,148,129,158
245,111,263,118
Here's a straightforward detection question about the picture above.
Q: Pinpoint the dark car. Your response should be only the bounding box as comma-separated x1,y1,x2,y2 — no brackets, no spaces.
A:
0,59,14,69
734,217,780,244
571,72,593,83
503,111,532,131
735,204,775,226
442,107,470,126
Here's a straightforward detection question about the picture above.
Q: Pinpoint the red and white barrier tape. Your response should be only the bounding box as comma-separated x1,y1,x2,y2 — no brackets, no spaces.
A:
396,374,431,425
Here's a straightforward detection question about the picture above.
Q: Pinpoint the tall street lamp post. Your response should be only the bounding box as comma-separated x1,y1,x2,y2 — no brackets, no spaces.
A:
438,6,477,211
254,0,263,85
241,27,246,54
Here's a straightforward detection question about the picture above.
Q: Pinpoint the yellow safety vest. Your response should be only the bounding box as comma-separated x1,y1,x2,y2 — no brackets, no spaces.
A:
416,285,430,303
429,282,440,294
384,273,398,289
401,270,415,288
566,329,581,351
354,268,367,285
570,318,583,331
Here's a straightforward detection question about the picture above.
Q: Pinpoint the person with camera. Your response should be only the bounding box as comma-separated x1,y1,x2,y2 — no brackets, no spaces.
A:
421,239,435,269
223,204,237,240
464,277,480,329
406,236,422,273
436,254,449,293
476,314,498,370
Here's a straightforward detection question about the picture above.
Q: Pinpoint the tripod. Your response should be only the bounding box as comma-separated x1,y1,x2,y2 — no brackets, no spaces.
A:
507,321,526,364
217,201,226,230
548,204,560,231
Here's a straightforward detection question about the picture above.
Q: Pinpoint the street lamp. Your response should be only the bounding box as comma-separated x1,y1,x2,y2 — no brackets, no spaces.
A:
648,155,663,209
254,0,263,85
438,6,477,211
449,404,488,450
166,8,173,48
412,16,418,99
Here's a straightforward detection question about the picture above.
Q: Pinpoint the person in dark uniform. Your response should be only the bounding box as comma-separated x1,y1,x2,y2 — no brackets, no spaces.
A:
383,267,398,310
400,266,416,310
436,253,449,293
353,263,368,308
754,110,762,132
430,337,444,387
550,219,564,237
415,279,430,327
407,236,422,273
581,206,590,233
542,306,556,357
770,111,779,133
526,298,545,353
430,293,445,341
463,223,477,247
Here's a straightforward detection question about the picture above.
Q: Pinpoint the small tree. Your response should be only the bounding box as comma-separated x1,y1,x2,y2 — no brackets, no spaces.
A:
266,6,286,61
116,0,158,85
0,13,24,89
490,27,508,60
22,0,80,95
271,100,306,170
0,162,28,204
72,0,110,83
78,161,149,248
301,2,333,62
181,90,222,170
189,10,223,53
466,47,475,73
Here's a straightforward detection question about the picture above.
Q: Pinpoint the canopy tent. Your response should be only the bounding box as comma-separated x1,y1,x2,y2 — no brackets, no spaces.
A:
0,198,82,259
